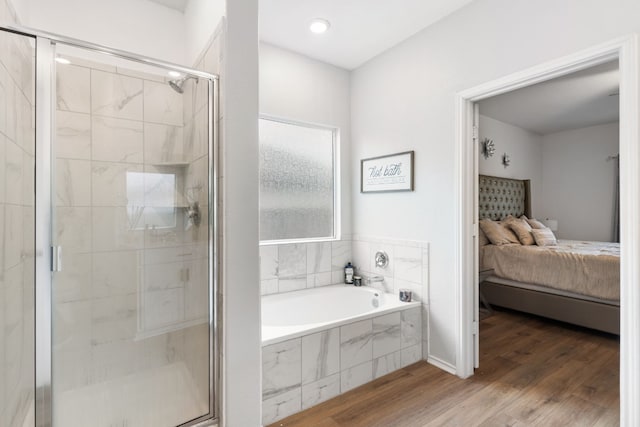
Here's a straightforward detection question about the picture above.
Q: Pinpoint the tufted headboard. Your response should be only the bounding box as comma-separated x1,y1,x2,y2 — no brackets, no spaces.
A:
479,175,531,220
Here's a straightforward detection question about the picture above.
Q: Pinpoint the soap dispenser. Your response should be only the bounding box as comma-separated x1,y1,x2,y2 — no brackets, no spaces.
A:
344,262,354,284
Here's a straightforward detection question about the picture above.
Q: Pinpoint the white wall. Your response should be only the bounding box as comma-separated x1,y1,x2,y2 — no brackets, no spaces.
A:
184,0,225,65
22,0,186,65
540,122,619,241
259,42,352,237
478,115,543,216
351,0,640,368
223,0,261,425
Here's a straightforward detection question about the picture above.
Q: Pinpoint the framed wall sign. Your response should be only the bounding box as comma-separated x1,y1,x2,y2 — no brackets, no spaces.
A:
360,151,414,193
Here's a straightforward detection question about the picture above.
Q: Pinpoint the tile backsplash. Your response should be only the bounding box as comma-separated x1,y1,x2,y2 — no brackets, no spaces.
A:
260,238,352,295
352,235,429,303
260,236,429,299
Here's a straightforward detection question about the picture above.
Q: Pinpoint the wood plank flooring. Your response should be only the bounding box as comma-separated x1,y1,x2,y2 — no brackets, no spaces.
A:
268,309,619,427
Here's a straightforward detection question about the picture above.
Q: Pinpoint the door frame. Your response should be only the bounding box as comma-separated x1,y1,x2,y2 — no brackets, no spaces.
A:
454,35,640,425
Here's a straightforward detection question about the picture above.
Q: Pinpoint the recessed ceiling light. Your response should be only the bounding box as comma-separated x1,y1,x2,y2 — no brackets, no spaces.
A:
55,57,71,65
168,70,181,78
309,18,330,34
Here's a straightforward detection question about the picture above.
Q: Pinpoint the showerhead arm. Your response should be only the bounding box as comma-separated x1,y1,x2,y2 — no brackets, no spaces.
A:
168,75,198,94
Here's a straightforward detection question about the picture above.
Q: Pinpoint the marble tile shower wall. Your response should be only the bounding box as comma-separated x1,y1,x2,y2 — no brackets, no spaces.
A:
54,54,210,396
259,239,352,295
0,1,37,425
261,306,422,425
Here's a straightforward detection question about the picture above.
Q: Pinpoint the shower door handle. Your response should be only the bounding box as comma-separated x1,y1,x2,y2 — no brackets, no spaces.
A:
51,246,63,272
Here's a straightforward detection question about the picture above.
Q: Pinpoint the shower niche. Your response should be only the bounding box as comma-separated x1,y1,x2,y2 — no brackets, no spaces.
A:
126,163,209,339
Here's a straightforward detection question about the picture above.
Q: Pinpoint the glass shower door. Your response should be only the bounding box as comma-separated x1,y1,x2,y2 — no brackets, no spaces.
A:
51,43,213,426
0,27,36,427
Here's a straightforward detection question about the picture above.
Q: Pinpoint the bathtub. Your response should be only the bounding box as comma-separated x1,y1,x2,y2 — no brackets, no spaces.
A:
262,284,419,345
261,285,423,425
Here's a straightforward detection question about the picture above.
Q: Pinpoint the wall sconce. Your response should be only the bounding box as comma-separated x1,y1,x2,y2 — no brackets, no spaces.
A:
502,153,510,168
481,138,495,159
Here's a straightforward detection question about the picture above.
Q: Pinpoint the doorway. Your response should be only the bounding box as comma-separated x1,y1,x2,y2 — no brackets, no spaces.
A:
454,36,640,425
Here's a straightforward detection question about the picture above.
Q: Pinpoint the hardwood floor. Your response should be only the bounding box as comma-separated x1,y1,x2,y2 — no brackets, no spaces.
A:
268,309,619,427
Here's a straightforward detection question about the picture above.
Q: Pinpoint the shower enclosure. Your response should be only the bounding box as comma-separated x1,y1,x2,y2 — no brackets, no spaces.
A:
0,25,218,427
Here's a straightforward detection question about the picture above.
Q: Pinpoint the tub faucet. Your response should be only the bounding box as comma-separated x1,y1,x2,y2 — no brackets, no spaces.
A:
364,275,384,285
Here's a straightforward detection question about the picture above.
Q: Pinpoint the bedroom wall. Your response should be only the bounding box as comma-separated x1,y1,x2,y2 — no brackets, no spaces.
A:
540,122,619,242
478,115,543,217
350,0,640,369
258,43,353,295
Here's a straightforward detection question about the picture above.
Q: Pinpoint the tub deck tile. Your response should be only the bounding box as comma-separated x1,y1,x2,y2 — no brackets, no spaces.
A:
262,387,301,426
262,338,302,400
340,320,373,369
401,306,422,348
372,312,401,359
301,373,340,410
373,351,401,379
340,361,373,393
302,328,340,385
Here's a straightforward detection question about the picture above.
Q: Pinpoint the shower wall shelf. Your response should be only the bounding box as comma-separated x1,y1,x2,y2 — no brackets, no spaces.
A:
151,162,190,167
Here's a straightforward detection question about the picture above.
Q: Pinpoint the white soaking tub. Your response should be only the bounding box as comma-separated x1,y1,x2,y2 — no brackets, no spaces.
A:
261,285,424,425
262,284,419,346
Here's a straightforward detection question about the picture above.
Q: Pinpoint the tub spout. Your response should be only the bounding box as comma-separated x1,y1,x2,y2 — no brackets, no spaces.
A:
364,275,384,285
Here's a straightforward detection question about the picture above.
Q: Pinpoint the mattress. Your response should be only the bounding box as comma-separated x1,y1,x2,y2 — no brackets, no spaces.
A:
480,240,620,302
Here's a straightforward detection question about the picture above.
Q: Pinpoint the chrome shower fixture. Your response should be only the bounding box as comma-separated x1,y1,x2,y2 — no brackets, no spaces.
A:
168,75,198,94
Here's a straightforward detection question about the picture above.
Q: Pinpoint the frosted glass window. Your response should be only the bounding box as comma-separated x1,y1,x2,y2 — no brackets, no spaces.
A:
259,118,336,241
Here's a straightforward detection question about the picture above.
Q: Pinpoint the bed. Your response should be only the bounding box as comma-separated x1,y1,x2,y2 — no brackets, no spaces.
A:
478,174,620,334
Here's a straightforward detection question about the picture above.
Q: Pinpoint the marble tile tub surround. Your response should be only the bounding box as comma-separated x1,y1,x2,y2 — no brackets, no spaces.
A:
260,235,430,375
352,235,429,303
353,235,430,367
260,239,352,295
259,236,429,300
262,306,423,425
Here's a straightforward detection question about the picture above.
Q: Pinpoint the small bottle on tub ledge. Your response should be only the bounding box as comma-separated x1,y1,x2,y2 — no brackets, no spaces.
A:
344,262,354,284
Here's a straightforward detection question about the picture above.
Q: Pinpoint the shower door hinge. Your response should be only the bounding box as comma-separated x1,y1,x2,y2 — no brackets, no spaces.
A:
51,246,62,272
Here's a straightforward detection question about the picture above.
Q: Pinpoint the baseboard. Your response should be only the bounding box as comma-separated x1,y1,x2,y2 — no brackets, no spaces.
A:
427,355,456,375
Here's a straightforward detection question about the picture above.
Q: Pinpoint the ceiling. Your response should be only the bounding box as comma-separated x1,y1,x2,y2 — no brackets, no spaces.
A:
259,0,475,70
479,61,620,135
147,0,188,13
145,0,475,70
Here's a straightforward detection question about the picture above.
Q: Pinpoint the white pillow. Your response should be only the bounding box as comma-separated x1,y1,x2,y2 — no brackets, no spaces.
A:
531,228,558,246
